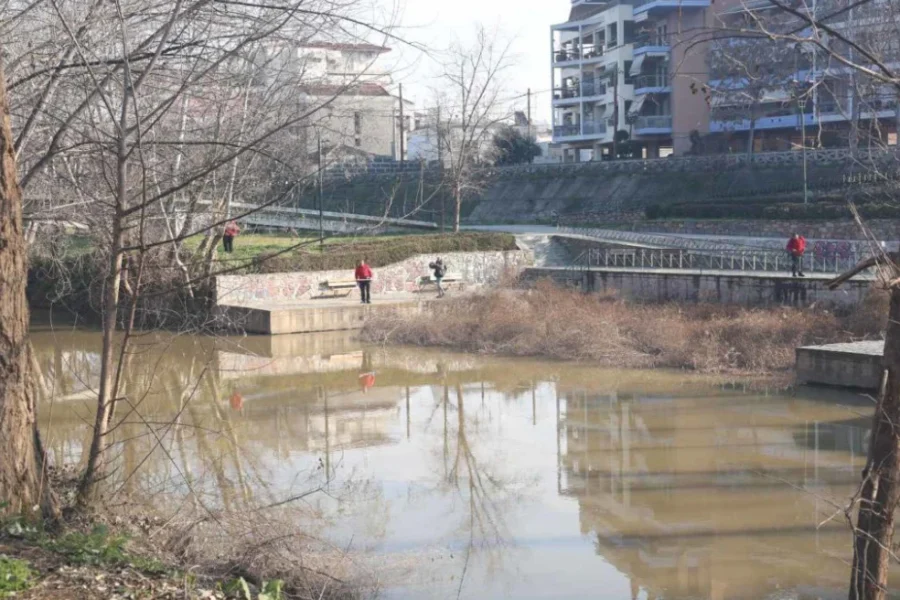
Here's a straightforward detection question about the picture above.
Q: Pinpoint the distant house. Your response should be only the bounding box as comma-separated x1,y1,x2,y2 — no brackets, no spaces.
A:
263,41,414,164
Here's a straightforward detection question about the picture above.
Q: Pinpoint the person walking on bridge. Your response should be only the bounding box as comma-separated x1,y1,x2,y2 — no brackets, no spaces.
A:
786,232,806,278
355,258,373,304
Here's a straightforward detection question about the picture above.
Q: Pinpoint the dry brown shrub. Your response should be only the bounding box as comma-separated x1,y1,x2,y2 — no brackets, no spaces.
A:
362,280,882,376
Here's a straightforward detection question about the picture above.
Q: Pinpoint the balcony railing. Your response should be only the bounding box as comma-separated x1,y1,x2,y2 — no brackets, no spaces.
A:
633,74,669,90
553,124,581,138
553,46,605,64
581,81,608,97
634,0,710,12
553,49,580,63
553,86,580,100
635,115,673,130
583,121,607,135
633,35,671,54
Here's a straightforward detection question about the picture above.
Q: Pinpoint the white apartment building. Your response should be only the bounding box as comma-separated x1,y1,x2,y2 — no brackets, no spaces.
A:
551,0,710,160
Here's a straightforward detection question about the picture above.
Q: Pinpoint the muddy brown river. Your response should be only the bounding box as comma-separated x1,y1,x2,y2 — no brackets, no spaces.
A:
30,324,895,599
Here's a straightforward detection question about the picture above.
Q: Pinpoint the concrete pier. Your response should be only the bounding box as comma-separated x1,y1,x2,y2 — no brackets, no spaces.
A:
796,341,884,390
216,295,429,335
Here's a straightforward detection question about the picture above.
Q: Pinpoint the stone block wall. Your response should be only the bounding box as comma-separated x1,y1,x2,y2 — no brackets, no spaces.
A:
215,250,530,306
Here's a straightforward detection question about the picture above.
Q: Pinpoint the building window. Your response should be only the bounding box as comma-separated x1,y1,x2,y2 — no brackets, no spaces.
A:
354,112,362,135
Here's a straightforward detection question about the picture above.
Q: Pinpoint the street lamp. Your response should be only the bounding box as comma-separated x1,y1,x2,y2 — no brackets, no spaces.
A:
793,44,811,205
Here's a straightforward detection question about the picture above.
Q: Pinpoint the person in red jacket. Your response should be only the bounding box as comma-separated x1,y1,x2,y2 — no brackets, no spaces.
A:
223,220,240,253
786,233,806,277
354,259,373,304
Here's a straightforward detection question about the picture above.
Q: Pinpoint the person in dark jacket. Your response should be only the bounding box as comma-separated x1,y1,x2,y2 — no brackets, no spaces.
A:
428,258,446,298
786,233,806,277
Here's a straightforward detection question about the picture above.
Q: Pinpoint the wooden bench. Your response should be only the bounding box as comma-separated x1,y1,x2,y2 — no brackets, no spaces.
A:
417,273,463,292
320,279,360,297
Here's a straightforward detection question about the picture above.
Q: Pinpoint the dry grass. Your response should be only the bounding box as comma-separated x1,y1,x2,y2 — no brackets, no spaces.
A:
362,281,886,376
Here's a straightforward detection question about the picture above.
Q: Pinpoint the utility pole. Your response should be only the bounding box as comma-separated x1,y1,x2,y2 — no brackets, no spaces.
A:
436,104,445,233
317,133,324,248
399,83,405,164
527,87,532,139
612,64,619,160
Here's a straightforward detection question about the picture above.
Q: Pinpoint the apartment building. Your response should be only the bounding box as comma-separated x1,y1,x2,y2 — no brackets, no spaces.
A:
707,0,899,153
551,0,710,159
552,0,900,160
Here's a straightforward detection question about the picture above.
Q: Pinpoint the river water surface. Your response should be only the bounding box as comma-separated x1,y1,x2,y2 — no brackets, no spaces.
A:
31,325,891,599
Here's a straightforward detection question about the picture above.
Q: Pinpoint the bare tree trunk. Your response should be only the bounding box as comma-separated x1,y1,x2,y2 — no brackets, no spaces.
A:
454,185,462,233
849,287,900,600
0,57,58,521
77,225,123,507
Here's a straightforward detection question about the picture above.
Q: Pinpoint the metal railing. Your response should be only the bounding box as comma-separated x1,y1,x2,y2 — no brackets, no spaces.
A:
634,115,673,130
573,247,863,274
556,225,881,258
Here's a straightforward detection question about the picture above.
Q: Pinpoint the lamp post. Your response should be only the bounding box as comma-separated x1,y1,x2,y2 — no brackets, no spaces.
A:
793,44,810,205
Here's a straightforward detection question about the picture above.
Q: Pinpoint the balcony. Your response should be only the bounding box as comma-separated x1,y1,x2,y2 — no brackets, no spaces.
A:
633,0,710,16
553,124,581,138
581,80,608,98
553,49,581,64
553,80,609,103
633,36,670,57
552,121,607,140
634,115,673,133
553,86,580,102
633,73,670,93
553,45,605,65
583,121,608,135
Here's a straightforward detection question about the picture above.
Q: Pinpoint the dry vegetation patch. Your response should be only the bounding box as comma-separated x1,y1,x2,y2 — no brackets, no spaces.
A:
362,281,887,376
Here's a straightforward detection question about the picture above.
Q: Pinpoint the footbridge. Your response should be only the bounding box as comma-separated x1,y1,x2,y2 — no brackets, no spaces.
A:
204,201,438,233
508,228,881,308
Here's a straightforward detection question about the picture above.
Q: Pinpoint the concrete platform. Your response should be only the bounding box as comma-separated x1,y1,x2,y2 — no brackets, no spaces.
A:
796,341,884,390
216,294,432,335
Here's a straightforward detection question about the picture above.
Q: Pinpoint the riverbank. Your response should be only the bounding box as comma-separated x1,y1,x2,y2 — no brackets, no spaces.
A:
0,470,364,600
360,281,886,377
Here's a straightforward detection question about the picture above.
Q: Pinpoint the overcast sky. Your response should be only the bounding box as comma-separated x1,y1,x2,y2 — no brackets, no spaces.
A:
374,0,566,124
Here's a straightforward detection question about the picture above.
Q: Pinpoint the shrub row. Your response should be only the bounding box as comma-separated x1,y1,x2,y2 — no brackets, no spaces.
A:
238,233,519,274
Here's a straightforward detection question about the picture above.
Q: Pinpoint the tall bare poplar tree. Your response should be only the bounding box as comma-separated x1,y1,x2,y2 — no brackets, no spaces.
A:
0,53,57,520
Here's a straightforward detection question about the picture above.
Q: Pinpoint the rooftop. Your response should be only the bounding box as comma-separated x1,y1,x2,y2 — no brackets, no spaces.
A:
298,42,390,54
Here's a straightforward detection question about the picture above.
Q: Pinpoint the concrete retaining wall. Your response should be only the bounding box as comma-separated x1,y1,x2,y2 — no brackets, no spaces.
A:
525,267,872,308
215,250,530,307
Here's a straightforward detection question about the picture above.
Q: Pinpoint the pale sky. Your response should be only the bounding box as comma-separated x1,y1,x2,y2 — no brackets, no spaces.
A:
373,0,567,125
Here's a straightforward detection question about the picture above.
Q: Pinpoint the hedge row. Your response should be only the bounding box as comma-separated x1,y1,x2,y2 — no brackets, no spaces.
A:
248,233,519,274
646,202,900,220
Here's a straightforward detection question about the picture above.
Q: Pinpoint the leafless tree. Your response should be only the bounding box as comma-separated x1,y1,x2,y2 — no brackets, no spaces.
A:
0,0,406,512
0,49,59,521
434,25,514,232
